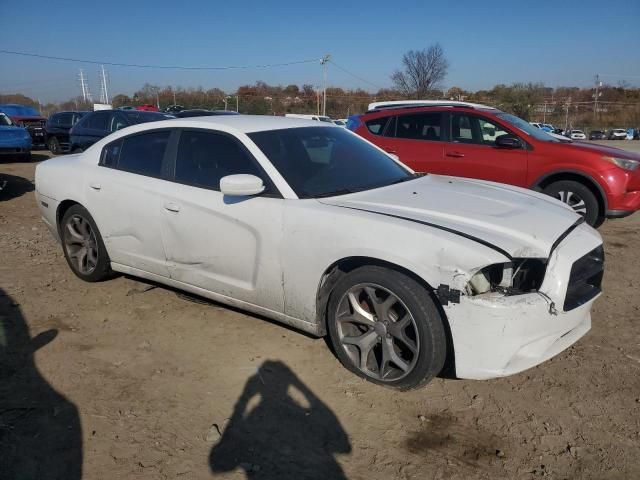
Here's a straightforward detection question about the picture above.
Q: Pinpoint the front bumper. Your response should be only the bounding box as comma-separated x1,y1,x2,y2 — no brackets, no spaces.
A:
444,222,602,380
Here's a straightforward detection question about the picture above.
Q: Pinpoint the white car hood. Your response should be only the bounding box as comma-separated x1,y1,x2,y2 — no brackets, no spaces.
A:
319,175,581,259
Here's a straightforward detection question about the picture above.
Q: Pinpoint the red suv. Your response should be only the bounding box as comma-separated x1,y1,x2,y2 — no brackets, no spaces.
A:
348,101,640,227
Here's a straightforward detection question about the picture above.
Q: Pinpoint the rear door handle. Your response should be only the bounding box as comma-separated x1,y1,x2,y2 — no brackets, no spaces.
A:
164,202,181,213
446,151,465,158
89,182,101,190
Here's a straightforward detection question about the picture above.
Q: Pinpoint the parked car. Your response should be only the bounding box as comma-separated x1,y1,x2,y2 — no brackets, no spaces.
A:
117,106,136,111
333,119,347,127
285,114,333,122
173,109,239,118
35,115,604,389
44,111,88,154
568,130,587,140
348,101,640,227
589,130,606,140
164,104,185,113
69,110,174,152
626,128,635,140
135,104,160,112
0,112,31,161
608,129,627,140
0,104,47,148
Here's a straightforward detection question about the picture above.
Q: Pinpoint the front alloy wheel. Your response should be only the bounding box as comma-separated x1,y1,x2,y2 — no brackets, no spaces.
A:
543,180,601,227
335,283,419,382
327,266,446,389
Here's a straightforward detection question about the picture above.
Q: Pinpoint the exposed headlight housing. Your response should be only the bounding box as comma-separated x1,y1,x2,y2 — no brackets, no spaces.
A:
603,156,639,171
467,259,547,296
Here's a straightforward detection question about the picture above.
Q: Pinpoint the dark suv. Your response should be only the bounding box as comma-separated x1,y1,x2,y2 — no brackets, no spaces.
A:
349,101,640,227
0,104,47,148
44,111,88,154
69,110,174,152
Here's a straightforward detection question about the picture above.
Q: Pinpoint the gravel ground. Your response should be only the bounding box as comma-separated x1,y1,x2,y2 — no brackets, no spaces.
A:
1,142,640,480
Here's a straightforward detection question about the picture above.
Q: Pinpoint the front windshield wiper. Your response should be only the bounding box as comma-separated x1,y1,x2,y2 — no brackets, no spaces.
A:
311,188,357,198
388,173,421,185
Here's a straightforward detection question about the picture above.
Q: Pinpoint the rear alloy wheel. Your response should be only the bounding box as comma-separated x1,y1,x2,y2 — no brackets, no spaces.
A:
327,266,446,390
543,180,601,227
47,136,61,155
61,205,112,282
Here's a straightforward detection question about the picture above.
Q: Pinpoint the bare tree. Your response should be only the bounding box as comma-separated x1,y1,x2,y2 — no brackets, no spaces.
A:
391,44,449,98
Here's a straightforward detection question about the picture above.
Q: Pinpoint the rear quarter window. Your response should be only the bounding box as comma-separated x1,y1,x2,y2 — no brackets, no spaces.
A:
365,116,390,135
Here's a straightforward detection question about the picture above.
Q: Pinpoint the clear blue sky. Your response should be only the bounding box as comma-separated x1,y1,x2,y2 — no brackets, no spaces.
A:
1,0,638,102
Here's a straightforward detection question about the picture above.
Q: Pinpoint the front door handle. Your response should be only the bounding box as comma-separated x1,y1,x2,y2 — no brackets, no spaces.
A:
164,202,181,213
89,182,101,190
446,151,465,158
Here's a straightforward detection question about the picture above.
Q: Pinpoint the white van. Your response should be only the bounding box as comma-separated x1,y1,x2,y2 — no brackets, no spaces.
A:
285,114,333,123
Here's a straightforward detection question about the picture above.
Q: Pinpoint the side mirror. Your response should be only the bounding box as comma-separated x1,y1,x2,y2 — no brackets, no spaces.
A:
495,135,523,149
220,174,265,197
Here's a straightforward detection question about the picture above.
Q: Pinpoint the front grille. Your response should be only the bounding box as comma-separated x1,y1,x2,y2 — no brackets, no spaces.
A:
564,245,604,311
23,120,45,128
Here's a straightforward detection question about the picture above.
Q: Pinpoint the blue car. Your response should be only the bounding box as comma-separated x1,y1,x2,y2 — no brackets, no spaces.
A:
0,112,32,161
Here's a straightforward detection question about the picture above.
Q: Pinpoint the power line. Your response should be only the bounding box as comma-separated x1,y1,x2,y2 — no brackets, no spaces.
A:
0,49,319,71
328,60,384,91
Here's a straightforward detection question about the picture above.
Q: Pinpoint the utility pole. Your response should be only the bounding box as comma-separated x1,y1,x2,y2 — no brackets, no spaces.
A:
155,88,160,110
173,88,177,105
99,65,109,104
320,54,330,117
223,95,229,110
543,100,547,124
235,95,239,112
593,74,602,119
564,97,571,131
78,69,88,102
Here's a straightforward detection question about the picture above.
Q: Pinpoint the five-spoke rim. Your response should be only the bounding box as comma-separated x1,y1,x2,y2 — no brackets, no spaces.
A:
64,214,98,275
335,283,419,381
556,190,587,215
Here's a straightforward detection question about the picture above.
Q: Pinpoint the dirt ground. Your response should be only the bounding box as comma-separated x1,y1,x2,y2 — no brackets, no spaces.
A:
1,143,640,480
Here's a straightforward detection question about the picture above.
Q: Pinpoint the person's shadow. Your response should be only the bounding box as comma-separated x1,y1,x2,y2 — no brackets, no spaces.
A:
209,360,351,479
0,288,82,479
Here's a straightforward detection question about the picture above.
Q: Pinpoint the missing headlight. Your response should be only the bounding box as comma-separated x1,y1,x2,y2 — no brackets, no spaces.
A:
467,259,546,296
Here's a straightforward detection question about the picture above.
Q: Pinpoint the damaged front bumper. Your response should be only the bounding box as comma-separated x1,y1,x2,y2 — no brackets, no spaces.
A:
443,222,602,380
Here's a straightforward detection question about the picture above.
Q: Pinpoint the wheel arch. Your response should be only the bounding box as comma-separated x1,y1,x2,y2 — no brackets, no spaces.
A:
531,170,608,217
315,256,456,377
56,199,82,238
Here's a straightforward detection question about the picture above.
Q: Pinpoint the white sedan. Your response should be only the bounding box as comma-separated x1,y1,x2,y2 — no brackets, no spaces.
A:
569,129,587,140
35,116,604,389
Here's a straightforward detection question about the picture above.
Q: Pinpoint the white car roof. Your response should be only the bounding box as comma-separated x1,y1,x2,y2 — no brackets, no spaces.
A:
158,115,337,133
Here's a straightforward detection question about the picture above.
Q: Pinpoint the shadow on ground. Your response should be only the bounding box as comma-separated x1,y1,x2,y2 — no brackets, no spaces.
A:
0,288,82,479
209,360,351,479
0,173,35,202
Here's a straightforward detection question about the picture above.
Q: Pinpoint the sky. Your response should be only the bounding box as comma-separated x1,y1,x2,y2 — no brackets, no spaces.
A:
0,0,639,103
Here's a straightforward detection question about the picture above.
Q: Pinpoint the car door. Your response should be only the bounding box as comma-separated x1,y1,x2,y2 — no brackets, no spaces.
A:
375,112,446,173
442,112,528,186
87,129,174,277
160,128,285,312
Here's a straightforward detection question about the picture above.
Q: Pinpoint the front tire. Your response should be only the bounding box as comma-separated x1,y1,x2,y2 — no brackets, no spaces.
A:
543,180,601,227
327,266,446,390
61,205,112,282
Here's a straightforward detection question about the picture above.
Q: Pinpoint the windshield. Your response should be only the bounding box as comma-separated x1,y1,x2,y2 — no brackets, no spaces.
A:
0,105,41,117
0,113,13,126
496,112,559,142
249,126,412,198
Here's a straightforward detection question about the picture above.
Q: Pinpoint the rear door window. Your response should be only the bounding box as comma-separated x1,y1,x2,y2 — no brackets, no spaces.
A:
395,113,443,141
114,131,170,178
86,112,109,131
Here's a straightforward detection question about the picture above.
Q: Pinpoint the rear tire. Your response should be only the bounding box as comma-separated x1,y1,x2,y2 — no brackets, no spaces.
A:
60,205,112,282
327,266,446,390
543,180,601,227
48,136,61,155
